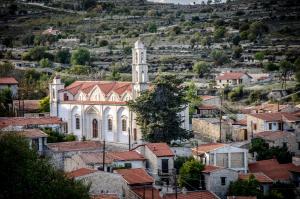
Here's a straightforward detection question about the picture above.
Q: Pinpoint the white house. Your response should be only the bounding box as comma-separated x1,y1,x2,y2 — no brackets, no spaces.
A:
193,143,248,173
49,40,190,145
215,72,252,88
0,77,18,98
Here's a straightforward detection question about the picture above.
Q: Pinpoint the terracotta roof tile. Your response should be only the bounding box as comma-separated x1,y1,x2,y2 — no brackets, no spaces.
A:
0,77,18,85
198,105,219,110
146,143,174,157
47,141,102,152
18,129,48,138
13,100,40,112
0,117,63,129
192,143,227,155
91,194,119,199
63,81,132,96
165,191,219,199
202,165,222,173
115,168,154,185
255,131,295,141
200,95,218,101
67,168,97,178
248,112,300,122
238,172,273,183
216,72,249,80
227,197,256,199
61,100,127,106
248,159,300,181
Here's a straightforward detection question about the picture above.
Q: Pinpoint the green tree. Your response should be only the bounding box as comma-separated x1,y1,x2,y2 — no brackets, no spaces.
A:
228,175,262,197
232,35,241,45
0,133,90,199
71,48,90,65
211,50,228,66
185,82,202,117
264,62,279,71
128,74,193,143
109,67,121,81
228,85,244,101
39,58,52,68
147,22,157,33
22,34,35,47
193,61,211,78
214,27,226,41
178,159,204,191
174,156,194,174
0,88,13,116
55,49,71,64
279,60,294,89
39,96,50,112
254,52,265,65
69,65,90,75
0,62,14,77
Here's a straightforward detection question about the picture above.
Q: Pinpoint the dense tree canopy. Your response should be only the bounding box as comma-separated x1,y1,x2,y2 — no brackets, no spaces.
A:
71,48,90,65
228,175,262,197
128,74,193,143
0,133,89,199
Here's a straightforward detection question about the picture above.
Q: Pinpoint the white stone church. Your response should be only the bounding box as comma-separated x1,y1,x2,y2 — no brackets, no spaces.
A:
50,40,189,145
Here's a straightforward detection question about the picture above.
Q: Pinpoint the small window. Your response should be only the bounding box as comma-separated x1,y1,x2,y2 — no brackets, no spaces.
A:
124,163,132,168
283,142,287,148
253,123,257,130
52,88,55,99
221,177,226,186
75,117,80,129
298,142,300,150
64,93,69,101
122,119,127,131
108,118,113,131
268,123,272,130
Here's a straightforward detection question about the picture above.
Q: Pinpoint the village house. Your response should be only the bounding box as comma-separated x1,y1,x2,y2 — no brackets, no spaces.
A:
65,150,146,172
0,77,18,98
42,27,61,36
18,129,48,155
0,117,65,132
238,173,273,195
248,159,300,185
201,165,238,199
45,141,103,170
246,112,300,139
67,168,123,198
134,143,175,183
242,103,297,114
13,100,50,117
215,72,252,88
194,96,221,118
255,131,298,155
192,143,248,173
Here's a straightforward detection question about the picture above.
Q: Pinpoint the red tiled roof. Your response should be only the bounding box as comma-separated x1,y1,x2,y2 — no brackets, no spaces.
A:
238,172,273,183
165,191,219,199
63,81,132,96
248,112,300,122
80,151,145,165
18,129,48,138
47,141,102,152
216,72,249,80
67,168,97,178
192,143,226,155
232,119,247,126
198,105,219,110
61,100,127,106
13,100,40,112
200,95,218,101
132,187,161,199
202,165,222,173
91,194,119,199
248,159,300,181
0,117,63,129
115,168,154,185
146,143,174,157
0,77,18,85
228,197,256,199
255,131,295,141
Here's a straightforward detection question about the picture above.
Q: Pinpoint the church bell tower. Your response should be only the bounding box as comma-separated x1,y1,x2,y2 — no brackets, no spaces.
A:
132,39,148,99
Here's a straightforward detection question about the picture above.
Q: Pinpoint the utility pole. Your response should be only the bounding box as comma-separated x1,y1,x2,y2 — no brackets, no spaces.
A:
102,139,106,171
128,127,131,150
173,168,178,199
219,93,223,142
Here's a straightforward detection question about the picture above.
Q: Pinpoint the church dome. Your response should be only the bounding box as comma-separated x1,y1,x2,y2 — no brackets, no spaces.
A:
134,39,144,49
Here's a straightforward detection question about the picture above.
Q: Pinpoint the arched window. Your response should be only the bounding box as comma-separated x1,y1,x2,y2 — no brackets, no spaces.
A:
92,119,98,138
52,88,55,99
135,52,138,63
122,118,127,131
141,52,144,63
64,93,69,101
108,118,113,131
75,117,80,129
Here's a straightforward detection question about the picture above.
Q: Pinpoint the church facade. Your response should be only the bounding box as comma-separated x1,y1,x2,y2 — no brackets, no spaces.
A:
49,40,189,145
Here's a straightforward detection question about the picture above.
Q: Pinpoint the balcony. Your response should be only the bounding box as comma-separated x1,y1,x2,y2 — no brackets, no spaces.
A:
158,169,173,176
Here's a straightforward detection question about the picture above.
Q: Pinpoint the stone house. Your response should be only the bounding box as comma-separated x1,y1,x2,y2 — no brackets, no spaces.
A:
0,77,18,98
0,117,66,133
238,173,273,195
246,112,300,139
134,143,175,183
67,168,123,198
201,165,238,199
193,143,248,173
18,129,48,155
201,95,221,107
45,141,103,170
242,103,297,114
215,72,252,88
255,131,298,155
66,150,146,172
